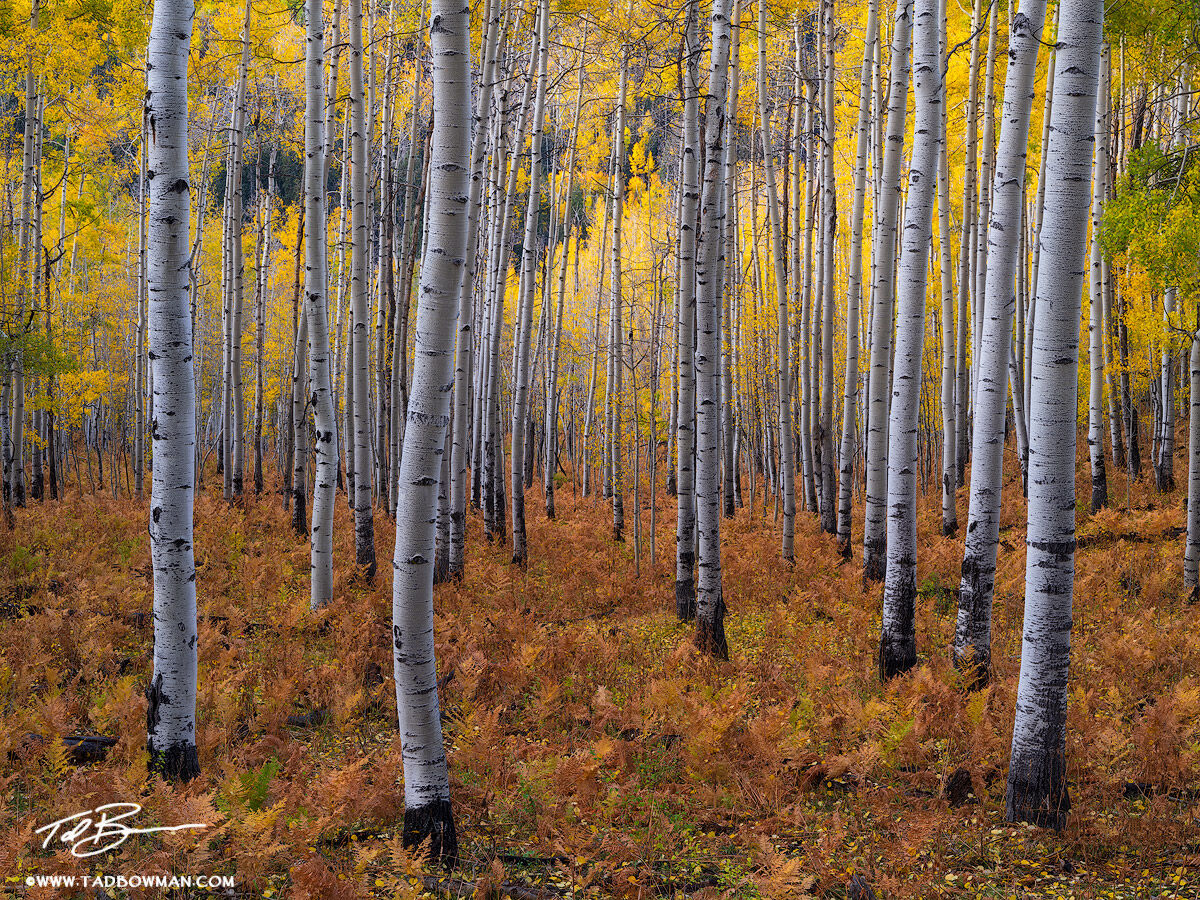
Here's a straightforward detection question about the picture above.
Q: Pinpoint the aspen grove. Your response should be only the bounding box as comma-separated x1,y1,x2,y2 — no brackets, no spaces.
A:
1,0,1199,894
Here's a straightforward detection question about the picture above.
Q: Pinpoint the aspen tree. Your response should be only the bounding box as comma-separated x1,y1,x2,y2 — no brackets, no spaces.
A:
695,0,733,659
1186,303,1200,598
1087,46,1110,512
721,2,741,521
954,0,985,488
145,0,199,781
936,0,956,535
226,0,252,501
1006,0,1102,828
610,52,629,543
349,0,376,577
758,0,798,561
546,61,585,521
836,0,879,557
448,0,502,578
391,0,471,862
879,0,939,680
306,0,338,608
954,0,1047,688
818,0,836,536
511,0,549,565
11,0,39,509
1157,69,1189,493
676,0,701,619
862,0,912,581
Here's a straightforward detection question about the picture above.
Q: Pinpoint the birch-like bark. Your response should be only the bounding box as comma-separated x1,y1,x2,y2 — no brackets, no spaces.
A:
676,0,701,619
1186,308,1200,598
879,0,938,680
1006,0,1102,829
937,0,956,535
836,0,879,557
800,78,817,514
391,0,471,863
862,0,912,581
448,0,501,577
145,0,199,781
1087,46,1110,512
135,111,148,501
1028,14,1055,417
1157,69,1189,493
695,0,733,659
11,0,39,508
817,0,836,536
610,54,629,543
253,147,276,497
228,0,252,499
953,0,1047,688
970,1,998,409
758,0,797,561
721,2,741,520
546,61,585,521
510,0,549,565
954,0,985,488
350,0,376,577
306,0,338,609
291,307,309,536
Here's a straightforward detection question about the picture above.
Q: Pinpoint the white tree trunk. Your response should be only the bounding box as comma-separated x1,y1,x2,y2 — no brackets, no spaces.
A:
817,0,836,536
306,0,338,609
610,56,629,542
1006,0,1102,828
349,0,376,576
1186,313,1200,597
694,0,733,659
676,0,701,618
937,0,957,536
954,0,985,488
448,0,501,578
510,0,549,565
391,0,471,864
758,0,798,561
1087,45,1111,512
862,0,912,581
953,0,1047,687
879,0,940,680
836,0,880,557
145,0,199,781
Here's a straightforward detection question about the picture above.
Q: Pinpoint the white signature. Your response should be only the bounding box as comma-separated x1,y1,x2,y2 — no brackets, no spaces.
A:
35,803,208,858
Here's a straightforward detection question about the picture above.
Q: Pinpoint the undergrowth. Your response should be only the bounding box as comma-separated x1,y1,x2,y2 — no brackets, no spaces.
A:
0,442,1197,898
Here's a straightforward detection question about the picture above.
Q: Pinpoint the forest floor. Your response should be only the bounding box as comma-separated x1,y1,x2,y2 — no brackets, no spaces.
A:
1,442,1198,899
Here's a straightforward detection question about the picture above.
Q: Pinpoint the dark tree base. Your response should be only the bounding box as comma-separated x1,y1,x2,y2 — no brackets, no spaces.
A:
695,599,729,661
434,555,451,584
403,799,458,870
675,576,696,622
862,540,886,584
1091,471,1108,513
355,528,377,581
148,741,200,783
878,633,916,681
1006,751,1069,831
942,518,958,537
612,526,624,543
511,549,528,568
836,533,852,560
1155,466,1175,493
292,493,308,537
